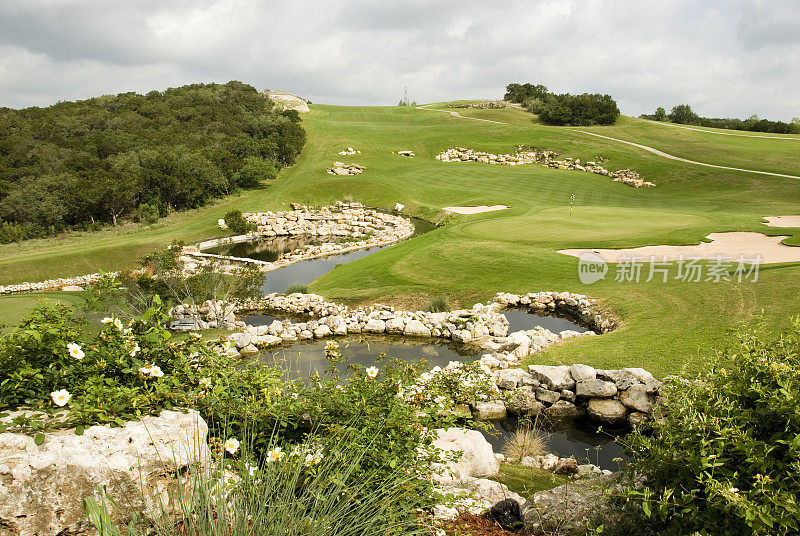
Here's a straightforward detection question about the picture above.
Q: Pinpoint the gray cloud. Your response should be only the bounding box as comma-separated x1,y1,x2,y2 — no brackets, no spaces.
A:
0,0,798,120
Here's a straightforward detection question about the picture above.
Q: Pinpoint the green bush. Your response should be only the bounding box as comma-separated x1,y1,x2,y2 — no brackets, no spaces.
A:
223,210,255,235
133,203,160,224
623,318,800,535
425,295,449,312
285,282,309,294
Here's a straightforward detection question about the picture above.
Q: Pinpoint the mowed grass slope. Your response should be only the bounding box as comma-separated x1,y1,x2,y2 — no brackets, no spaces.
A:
2,103,800,376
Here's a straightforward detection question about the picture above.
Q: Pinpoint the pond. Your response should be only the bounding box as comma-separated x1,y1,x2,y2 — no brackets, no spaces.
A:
481,416,629,471
205,215,436,294
253,333,481,377
503,307,591,334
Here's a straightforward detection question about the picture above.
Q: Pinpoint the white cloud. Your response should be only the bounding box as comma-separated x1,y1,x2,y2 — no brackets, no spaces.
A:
0,0,797,120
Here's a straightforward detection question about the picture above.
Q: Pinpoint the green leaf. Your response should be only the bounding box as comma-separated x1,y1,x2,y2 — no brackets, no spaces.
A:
76,425,85,436
34,433,45,446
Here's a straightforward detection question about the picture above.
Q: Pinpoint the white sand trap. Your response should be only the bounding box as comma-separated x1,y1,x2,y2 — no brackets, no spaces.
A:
444,205,508,214
763,216,800,227
559,232,800,264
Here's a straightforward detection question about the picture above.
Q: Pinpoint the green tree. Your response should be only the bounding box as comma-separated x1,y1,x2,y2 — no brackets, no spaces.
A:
654,106,667,121
668,104,699,124
235,157,278,189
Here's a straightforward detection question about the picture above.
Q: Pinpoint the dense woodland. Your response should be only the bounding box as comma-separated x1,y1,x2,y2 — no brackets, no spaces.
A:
641,104,800,134
504,83,620,126
0,81,306,243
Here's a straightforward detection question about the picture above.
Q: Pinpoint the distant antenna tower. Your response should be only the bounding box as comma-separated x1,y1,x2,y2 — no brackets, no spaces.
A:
403,86,409,106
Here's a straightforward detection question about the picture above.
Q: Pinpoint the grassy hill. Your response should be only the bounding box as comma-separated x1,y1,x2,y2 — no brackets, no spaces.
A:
2,103,799,376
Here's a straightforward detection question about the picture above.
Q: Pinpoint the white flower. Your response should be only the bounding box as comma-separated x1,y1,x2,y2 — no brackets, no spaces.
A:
198,377,212,389
138,364,164,379
728,487,740,494
224,437,240,455
266,447,285,463
101,317,113,324
129,343,140,357
248,464,258,477
365,366,379,379
67,343,84,360
51,389,71,407
304,452,323,466
431,366,442,374
189,332,202,341
113,318,123,331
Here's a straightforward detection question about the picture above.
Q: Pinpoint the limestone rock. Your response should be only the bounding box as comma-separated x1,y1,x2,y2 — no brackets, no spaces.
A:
432,428,500,484
619,384,654,413
528,365,575,391
545,400,584,419
403,319,431,337
576,379,618,398
506,387,545,416
472,401,507,421
569,364,597,382
496,368,532,390
587,398,628,424
0,410,209,536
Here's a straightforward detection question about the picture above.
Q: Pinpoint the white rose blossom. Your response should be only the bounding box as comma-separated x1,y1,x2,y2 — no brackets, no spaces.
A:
51,389,71,407
224,437,240,455
67,343,84,360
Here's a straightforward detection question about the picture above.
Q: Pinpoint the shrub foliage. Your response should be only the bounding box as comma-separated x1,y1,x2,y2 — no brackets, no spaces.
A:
0,81,305,241
624,318,800,535
504,82,620,126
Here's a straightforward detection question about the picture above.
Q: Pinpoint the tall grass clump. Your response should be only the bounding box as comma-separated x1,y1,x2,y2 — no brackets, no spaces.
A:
87,427,430,536
502,419,546,460
425,295,448,313
285,282,309,294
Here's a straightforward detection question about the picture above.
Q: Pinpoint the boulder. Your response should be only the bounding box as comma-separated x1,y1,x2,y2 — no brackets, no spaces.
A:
535,386,561,405
506,388,545,416
524,475,620,533
545,400,584,419
619,384,654,413
575,379,617,398
432,428,500,484
364,318,386,333
0,410,209,536
472,401,507,421
403,319,431,337
569,364,597,382
490,498,524,531
528,365,575,391
312,325,333,338
587,399,628,424
385,317,405,334
496,368,532,390
554,458,579,475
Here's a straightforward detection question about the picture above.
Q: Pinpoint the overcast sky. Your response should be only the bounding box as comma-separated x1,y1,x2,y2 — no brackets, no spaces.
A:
1,0,798,120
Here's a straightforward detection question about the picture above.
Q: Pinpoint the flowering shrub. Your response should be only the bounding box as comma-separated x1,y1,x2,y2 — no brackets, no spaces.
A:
0,297,281,437
623,318,800,535
401,360,498,408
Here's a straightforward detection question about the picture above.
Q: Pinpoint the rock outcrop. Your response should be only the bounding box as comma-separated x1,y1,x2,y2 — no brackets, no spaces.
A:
0,410,209,536
261,90,309,113
436,147,655,188
326,162,364,175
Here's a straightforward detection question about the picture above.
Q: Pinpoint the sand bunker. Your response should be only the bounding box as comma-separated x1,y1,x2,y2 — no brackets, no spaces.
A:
444,205,508,214
763,216,800,228
559,232,800,264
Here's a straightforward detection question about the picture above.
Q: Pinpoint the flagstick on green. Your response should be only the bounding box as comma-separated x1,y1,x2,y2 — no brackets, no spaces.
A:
570,193,575,218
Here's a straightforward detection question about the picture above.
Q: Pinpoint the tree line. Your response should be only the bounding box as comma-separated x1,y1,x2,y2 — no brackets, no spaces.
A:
504,83,620,126
0,81,306,243
641,104,800,134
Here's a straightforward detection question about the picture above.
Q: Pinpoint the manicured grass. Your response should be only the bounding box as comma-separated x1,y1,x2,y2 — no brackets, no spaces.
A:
0,292,86,332
490,463,568,498
3,102,800,377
